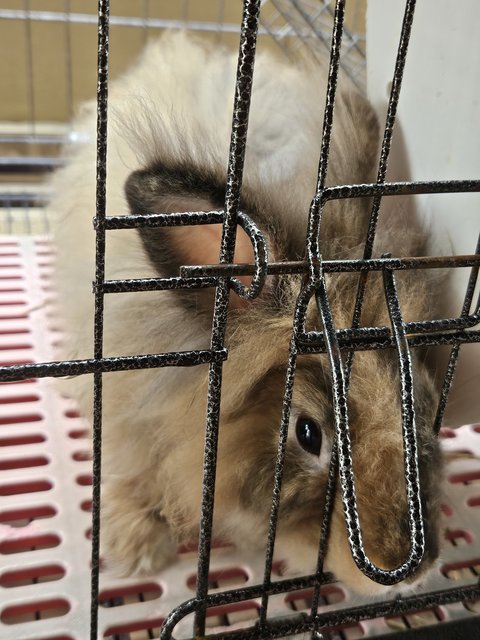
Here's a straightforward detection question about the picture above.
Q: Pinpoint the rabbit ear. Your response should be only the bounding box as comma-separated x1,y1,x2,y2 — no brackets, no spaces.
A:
125,165,257,310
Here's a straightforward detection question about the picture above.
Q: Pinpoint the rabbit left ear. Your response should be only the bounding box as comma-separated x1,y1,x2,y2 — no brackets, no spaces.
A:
125,165,256,310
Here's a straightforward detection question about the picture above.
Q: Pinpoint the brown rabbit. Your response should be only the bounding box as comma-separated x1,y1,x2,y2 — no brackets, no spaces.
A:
52,31,442,595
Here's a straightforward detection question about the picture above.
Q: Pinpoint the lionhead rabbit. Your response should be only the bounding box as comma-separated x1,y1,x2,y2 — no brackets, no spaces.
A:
52,31,442,595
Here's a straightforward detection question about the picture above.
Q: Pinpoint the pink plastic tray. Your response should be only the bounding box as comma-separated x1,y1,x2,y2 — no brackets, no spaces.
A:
0,236,479,639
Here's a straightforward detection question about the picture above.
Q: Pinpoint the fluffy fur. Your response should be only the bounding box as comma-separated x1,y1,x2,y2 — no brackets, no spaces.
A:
52,32,442,594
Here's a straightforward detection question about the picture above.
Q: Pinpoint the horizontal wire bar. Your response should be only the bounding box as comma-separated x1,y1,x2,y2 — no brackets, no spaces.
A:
0,349,227,382
0,134,66,145
101,210,225,230
299,312,479,343
99,276,218,293
0,8,306,37
103,177,480,231
321,178,480,202
0,156,64,172
180,254,480,278
0,193,50,207
297,328,480,354
160,580,480,640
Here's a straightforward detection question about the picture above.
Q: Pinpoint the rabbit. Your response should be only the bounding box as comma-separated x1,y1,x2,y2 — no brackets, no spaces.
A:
52,31,443,596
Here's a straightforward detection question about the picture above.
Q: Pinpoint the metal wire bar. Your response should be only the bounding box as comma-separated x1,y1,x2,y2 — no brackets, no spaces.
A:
182,0,190,23
100,208,268,298
298,329,480,353
216,0,227,43
322,180,480,199
142,0,150,30
0,323,477,385
193,1,261,636
101,178,480,231
0,7,291,36
90,1,109,638
181,254,480,278
0,157,64,171
320,179,480,201
160,578,480,640
0,350,227,383
257,0,348,627
0,133,67,145
289,0,365,91
63,0,74,124
23,0,36,137
309,441,338,639
0,193,50,206
345,0,416,380
309,272,424,583
99,276,219,294
298,311,480,343
258,347,298,628
322,0,366,63
312,1,344,198
268,1,327,60
302,2,346,628
101,209,227,229
433,231,480,432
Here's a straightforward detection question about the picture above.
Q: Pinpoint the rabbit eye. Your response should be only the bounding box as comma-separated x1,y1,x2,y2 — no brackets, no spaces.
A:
295,416,322,456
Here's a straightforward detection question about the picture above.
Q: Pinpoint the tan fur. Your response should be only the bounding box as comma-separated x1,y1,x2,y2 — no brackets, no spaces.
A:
51,32,442,593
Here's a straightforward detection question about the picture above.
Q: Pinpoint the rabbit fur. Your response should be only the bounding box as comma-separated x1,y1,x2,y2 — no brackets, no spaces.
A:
52,31,443,595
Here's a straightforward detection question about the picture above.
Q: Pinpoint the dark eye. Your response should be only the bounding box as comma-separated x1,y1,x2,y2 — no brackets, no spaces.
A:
295,416,322,456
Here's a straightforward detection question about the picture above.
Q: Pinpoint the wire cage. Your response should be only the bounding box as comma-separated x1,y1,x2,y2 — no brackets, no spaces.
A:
0,1,479,640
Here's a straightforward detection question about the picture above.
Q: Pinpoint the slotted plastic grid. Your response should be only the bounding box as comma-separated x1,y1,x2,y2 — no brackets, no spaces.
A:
0,235,479,639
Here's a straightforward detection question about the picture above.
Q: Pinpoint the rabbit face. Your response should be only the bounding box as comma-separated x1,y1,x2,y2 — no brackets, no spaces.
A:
210,302,443,595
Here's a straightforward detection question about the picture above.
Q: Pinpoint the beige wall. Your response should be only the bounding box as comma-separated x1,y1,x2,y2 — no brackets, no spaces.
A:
0,1,245,124
0,1,365,125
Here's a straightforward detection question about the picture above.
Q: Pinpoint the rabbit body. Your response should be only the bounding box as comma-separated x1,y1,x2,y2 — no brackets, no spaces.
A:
52,32,442,594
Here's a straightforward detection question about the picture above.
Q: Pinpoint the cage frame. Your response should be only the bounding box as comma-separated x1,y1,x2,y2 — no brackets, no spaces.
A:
0,0,479,639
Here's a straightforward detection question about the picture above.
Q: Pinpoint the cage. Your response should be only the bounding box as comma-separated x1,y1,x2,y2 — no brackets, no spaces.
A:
0,2,479,640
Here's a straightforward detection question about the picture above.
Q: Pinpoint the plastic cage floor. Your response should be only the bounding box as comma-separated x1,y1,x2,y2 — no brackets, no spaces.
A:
0,235,479,640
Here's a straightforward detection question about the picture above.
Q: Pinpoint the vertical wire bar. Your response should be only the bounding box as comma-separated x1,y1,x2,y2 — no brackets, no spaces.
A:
90,2,109,639
193,1,261,636
24,0,36,136
345,0,416,380
142,0,150,38
382,268,424,557
309,441,338,638
64,0,75,124
257,12,294,62
323,0,366,67
220,0,261,264
258,0,344,626
304,1,346,631
182,0,190,24
258,347,298,628
433,232,480,432
269,0,319,56
289,0,365,93
319,24,345,171
308,0,345,255
216,0,226,44
314,271,424,584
